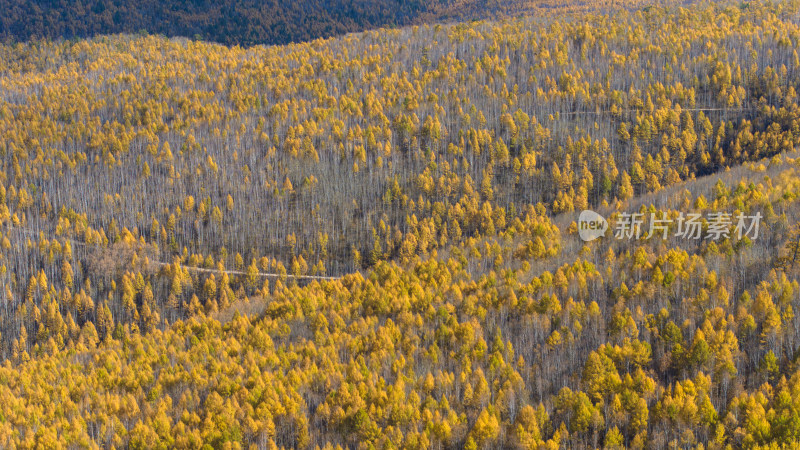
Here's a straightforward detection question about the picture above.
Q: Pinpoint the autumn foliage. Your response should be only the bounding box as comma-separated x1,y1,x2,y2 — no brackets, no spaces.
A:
2,0,800,448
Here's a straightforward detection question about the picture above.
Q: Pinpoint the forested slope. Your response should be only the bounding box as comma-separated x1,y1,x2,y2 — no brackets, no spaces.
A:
0,0,673,46
1,0,800,448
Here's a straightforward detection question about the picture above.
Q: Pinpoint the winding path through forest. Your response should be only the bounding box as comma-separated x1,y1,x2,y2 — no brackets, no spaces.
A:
5,225,342,281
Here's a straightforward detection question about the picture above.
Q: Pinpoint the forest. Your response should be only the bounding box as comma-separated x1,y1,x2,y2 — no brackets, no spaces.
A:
2,0,800,447
0,0,669,46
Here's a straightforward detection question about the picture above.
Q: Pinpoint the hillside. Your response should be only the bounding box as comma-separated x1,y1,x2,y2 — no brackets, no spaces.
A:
1,0,800,447
4,150,800,448
0,0,672,46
